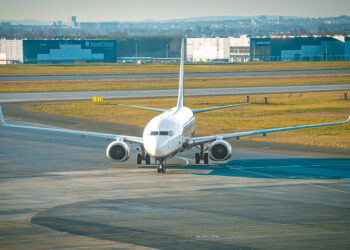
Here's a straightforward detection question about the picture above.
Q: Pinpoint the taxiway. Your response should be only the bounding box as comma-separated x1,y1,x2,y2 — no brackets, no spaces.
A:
1,84,350,103
1,68,350,81
1,108,350,249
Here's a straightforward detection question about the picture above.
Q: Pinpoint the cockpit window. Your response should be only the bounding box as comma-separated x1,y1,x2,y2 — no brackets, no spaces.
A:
150,131,173,136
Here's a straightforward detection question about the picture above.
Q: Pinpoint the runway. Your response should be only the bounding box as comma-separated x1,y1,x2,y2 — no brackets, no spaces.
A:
1,113,350,249
1,68,350,81
1,83,350,103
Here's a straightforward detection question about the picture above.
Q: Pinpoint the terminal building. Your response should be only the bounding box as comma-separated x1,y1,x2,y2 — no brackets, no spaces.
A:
0,39,117,64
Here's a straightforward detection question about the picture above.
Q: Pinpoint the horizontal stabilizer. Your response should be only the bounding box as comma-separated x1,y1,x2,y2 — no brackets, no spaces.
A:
117,104,166,112
192,102,249,113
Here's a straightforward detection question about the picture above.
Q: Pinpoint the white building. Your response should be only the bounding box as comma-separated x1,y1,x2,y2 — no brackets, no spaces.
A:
0,39,23,64
228,35,250,62
186,37,230,62
186,36,250,62
68,16,78,28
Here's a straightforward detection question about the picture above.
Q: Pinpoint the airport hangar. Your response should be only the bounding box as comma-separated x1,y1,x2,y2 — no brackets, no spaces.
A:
0,39,117,64
1,36,350,64
186,36,350,62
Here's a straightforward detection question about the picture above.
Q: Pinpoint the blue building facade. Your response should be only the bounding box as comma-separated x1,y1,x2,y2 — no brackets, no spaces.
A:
345,37,350,61
23,40,117,63
250,37,345,61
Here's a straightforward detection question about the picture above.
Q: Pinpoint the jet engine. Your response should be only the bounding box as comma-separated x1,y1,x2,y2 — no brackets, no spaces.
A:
106,140,131,162
209,140,232,161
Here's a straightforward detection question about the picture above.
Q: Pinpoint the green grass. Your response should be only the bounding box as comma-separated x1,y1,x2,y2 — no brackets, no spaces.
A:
1,74,349,92
24,91,350,149
1,61,350,76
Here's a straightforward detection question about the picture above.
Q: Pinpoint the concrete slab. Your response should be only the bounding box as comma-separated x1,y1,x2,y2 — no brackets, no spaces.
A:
1,122,350,249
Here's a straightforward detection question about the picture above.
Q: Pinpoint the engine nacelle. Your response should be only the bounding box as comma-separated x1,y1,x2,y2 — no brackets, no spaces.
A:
209,140,232,161
106,140,130,162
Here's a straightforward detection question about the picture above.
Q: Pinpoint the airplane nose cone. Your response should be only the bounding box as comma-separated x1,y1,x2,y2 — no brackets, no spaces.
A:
144,137,168,157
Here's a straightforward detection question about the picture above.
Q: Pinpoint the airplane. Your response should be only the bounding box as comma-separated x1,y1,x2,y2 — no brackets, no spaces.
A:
1,39,349,173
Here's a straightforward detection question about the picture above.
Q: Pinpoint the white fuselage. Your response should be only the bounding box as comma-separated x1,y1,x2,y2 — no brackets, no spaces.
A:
143,107,196,160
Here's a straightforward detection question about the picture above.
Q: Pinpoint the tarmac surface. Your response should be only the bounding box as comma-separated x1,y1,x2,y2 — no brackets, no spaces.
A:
1,84,350,103
1,68,350,81
1,106,350,249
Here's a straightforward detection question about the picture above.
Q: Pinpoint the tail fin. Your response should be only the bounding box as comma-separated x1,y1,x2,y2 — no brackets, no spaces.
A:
176,38,185,109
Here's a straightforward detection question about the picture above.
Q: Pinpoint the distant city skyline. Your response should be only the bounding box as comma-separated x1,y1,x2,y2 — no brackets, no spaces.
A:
1,0,350,22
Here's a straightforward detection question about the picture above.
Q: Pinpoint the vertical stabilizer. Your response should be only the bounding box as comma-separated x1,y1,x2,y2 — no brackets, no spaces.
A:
177,38,185,109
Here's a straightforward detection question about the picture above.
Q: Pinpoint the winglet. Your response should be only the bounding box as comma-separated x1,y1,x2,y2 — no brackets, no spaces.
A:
176,38,185,109
346,115,350,123
0,105,7,127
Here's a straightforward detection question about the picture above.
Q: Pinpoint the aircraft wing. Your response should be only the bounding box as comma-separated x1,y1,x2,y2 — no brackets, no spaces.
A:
192,102,249,113
187,116,350,147
0,105,143,144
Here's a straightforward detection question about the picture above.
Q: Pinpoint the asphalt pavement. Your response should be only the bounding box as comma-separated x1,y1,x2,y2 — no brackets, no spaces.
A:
1,116,350,249
1,68,350,81
1,84,350,103
1,68,350,249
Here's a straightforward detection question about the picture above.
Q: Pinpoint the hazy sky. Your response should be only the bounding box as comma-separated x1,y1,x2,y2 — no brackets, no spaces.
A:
1,0,350,22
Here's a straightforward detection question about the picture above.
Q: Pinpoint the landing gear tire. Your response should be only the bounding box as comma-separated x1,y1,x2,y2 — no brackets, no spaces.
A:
137,154,142,165
195,153,200,164
157,165,166,173
145,154,151,165
204,153,209,164
157,161,166,173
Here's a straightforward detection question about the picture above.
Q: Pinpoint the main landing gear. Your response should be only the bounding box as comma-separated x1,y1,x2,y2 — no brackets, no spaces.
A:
136,146,165,173
195,144,209,164
157,160,166,173
136,146,151,165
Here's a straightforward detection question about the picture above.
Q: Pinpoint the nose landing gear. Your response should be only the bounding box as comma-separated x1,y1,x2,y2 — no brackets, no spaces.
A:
157,160,166,173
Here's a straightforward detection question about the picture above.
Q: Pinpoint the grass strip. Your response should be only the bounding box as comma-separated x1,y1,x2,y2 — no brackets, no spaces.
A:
1,74,350,92
24,91,350,149
1,61,350,76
